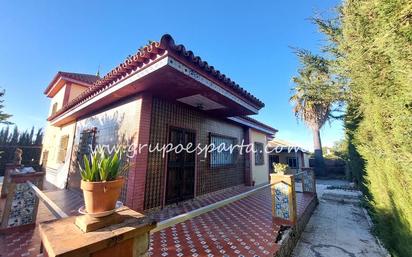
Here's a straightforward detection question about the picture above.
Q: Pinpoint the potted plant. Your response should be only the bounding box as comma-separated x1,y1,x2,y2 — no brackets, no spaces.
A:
273,163,289,175
79,146,128,214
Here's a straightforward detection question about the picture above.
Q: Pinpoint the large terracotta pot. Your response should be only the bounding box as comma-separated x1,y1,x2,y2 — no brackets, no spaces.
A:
80,177,124,214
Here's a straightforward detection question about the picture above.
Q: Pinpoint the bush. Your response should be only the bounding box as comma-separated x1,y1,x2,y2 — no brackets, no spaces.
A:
339,0,412,256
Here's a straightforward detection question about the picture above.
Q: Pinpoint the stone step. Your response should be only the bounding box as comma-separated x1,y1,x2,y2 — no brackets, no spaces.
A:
321,190,362,204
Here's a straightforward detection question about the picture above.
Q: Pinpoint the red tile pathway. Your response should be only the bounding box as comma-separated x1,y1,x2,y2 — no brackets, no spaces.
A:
0,184,315,257
148,188,314,257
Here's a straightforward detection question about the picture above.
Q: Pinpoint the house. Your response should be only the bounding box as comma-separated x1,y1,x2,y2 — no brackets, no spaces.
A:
41,34,277,211
267,138,310,174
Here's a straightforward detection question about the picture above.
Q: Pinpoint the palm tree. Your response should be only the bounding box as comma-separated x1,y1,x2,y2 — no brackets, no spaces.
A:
290,49,343,176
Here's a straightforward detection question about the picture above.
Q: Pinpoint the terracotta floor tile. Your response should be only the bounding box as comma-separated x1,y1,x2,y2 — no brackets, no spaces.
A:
0,185,315,257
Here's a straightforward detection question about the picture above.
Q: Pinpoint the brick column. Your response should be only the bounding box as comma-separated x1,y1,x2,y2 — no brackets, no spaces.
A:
243,128,253,186
126,93,152,211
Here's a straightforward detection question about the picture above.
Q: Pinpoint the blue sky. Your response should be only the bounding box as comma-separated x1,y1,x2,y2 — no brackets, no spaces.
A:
0,0,343,150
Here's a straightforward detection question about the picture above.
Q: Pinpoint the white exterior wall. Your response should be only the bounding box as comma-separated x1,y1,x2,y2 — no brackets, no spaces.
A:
250,129,269,185
42,78,141,188
41,122,76,188
48,84,66,116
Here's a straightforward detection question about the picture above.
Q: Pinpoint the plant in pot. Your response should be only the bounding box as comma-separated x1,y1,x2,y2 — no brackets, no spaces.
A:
273,163,289,175
79,146,129,214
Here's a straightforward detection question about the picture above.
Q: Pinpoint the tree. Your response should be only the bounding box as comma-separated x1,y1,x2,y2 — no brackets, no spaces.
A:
0,126,43,175
0,90,12,124
338,1,412,255
312,1,412,255
290,49,344,176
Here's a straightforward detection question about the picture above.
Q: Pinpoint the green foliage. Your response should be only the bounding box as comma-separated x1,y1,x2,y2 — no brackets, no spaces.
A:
344,103,366,187
289,47,345,176
0,126,43,174
310,1,411,254
0,90,12,124
79,146,128,182
273,163,289,174
323,140,348,160
290,49,345,130
325,0,412,255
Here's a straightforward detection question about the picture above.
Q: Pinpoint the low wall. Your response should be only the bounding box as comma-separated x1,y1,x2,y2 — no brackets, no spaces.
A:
274,195,319,257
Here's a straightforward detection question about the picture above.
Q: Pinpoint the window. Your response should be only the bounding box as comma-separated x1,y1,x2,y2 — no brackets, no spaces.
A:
254,142,264,166
57,135,69,163
42,150,49,167
269,155,279,172
51,103,58,115
210,134,237,167
287,157,298,168
78,128,97,156
77,128,97,168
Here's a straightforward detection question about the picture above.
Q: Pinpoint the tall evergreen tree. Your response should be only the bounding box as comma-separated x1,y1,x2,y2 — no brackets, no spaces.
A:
313,1,412,256
0,90,12,124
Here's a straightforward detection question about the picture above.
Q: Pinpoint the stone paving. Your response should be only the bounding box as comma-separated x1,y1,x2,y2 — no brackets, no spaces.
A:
292,183,389,257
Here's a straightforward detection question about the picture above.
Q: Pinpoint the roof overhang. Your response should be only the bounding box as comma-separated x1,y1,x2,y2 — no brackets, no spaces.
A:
267,140,309,153
44,75,92,97
49,55,262,126
227,116,278,136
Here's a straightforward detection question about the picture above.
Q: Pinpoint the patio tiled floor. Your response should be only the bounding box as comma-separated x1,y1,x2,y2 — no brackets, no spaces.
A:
0,184,315,257
149,188,313,257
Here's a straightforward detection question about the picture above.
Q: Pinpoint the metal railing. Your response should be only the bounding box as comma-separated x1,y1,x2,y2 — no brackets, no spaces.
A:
26,181,69,219
151,183,271,233
24,170,314,233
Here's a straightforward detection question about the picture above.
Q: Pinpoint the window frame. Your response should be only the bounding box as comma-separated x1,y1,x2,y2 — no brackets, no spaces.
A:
209,133,238,168
77,128,97,163
269,155,280,172
287,157,298,169
254,142,265,166
57,135,70,163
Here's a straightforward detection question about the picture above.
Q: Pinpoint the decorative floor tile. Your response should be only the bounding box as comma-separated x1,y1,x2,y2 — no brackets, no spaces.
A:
0,184,314,257
149,187,314,257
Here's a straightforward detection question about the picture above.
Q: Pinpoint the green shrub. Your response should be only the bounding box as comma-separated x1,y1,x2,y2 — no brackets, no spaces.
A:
338,0,412,256
273,163,289,174
79,146,128,182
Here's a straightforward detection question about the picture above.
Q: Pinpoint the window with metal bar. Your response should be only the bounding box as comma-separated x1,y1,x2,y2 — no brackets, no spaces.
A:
254,142,264,166
210,134,237,167
77,128,97,163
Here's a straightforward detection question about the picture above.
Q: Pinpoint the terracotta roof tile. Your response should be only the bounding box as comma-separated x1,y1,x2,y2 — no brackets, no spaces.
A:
59,72,100,85
44,72,100,95
48,34,264,121
160,35,265,108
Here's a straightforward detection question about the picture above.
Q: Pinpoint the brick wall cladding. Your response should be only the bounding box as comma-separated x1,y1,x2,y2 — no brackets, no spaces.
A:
144,97,246,210
68,97,141,202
